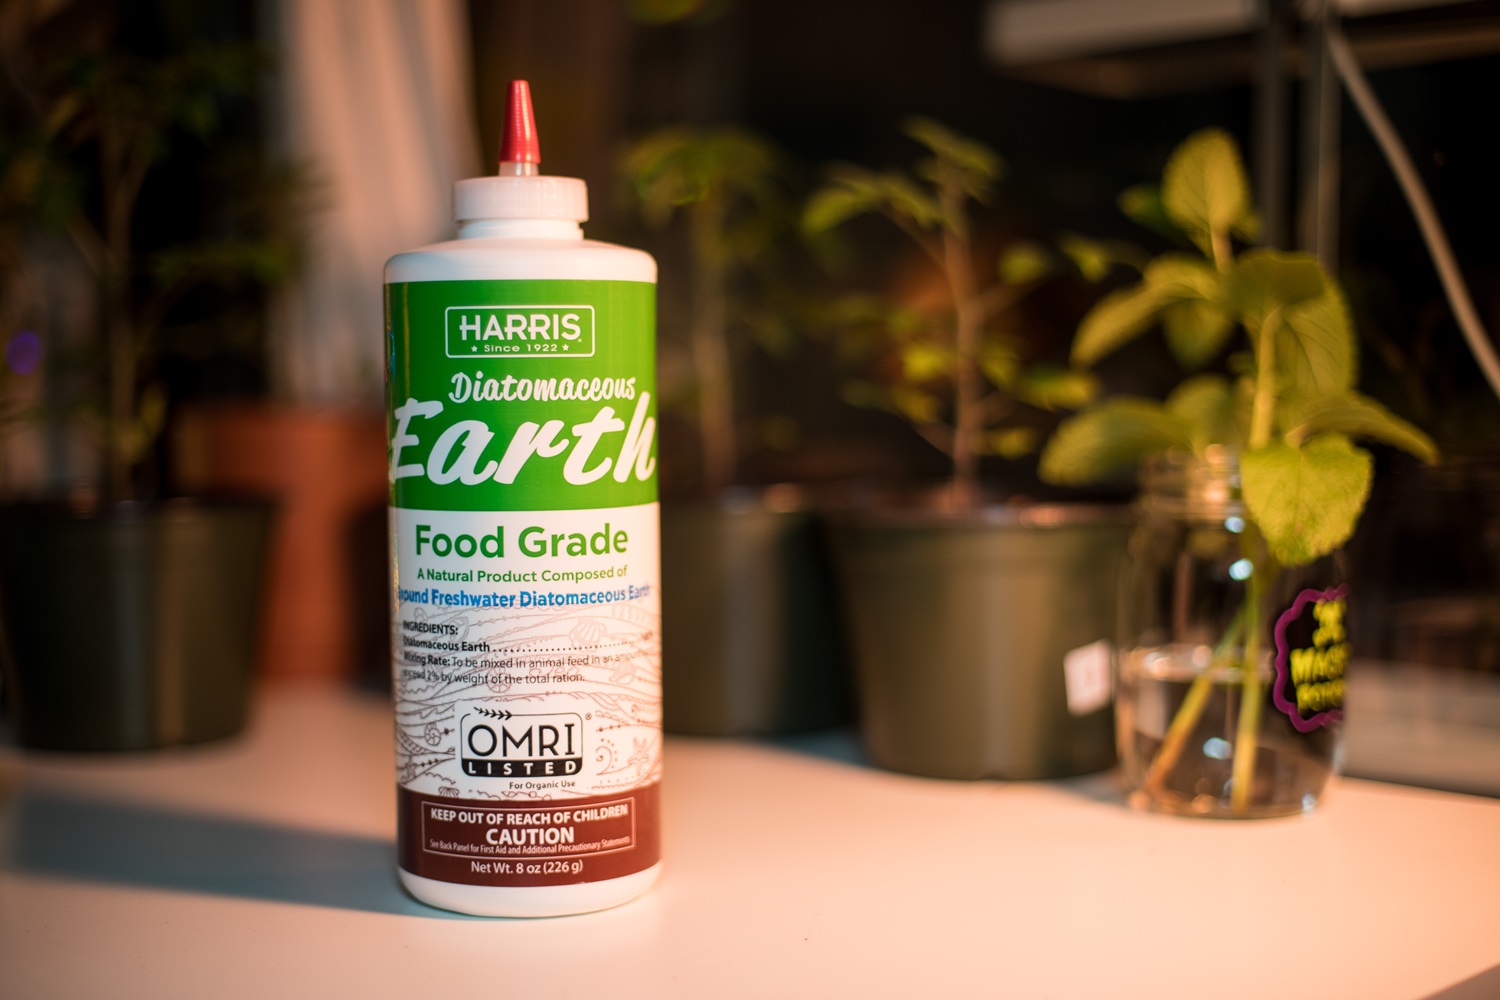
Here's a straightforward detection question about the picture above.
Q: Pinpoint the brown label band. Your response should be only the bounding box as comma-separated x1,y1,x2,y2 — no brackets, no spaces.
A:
398,784,660,887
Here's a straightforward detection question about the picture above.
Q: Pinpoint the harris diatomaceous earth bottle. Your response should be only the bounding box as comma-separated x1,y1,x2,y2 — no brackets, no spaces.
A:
383,81,662,917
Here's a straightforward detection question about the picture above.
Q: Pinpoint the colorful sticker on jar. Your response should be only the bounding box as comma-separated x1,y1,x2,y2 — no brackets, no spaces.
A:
1272,584,1348,732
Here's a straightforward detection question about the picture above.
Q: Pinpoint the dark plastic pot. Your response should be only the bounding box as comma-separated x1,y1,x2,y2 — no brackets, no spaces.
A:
0,499,273,751
660,489,851,735
829,502,1131,779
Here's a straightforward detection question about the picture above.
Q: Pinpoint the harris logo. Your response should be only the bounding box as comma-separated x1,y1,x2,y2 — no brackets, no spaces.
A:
446,305,596,359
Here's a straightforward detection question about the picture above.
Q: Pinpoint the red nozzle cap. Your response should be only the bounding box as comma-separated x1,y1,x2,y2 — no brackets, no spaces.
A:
498,80,541,167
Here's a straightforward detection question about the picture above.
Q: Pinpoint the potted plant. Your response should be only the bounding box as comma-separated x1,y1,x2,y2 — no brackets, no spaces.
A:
1038,128,1437,816
0,8,283,749
622,126,850,735
802,119,1128,780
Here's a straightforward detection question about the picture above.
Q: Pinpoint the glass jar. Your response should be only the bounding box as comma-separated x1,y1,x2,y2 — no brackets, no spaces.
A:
1117,448,1347,818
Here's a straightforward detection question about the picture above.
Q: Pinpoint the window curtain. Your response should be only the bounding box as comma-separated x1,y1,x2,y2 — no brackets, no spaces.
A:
266,0,480,405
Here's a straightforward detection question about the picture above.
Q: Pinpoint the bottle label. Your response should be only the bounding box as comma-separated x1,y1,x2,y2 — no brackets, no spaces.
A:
386,278,661,888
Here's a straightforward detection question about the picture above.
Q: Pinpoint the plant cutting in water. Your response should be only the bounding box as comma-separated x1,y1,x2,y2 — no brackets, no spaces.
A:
1039,128,1438,814
802,119,1098,506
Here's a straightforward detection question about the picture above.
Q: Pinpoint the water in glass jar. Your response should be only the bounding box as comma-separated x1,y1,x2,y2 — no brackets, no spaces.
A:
1118,645,1340,818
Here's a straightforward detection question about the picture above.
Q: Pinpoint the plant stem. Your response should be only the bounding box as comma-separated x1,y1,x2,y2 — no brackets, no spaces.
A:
1226,316,1280,814
1142,603,1246,794
690,196,734,494
1230,530,1268,814
100,116,137,504
1230,593,1266,815
1248,314,1279,450
105,302,131,502
1142,667,1215,796
938,178,980,507
1211,230,1232,273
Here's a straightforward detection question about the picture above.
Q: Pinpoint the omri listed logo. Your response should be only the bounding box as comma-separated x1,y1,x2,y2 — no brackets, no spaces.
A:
445,305,595,359
460,707,584,777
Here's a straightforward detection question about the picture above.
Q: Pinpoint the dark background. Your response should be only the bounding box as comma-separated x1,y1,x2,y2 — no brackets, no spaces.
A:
83,0,1500,462
470,0,1500,469
24,0,1500,508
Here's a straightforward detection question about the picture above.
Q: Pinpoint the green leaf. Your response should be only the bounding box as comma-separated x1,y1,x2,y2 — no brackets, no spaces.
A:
1241,435,1373,566
41,91,83,138
900,343,954,382
998,242,1052,285
625,126,783,229
121,382,170,467
979,339,1022,389
1014,365,1099,412
1142,253,1220,295
1283,390,1439,464
621,125,786,238
890,386,942,423
1279,283,1357,396
1140,254,1232,369
1070,282,1169,367
1227,249,1326,337
983,427,1038,458
152,239,295,288
1161,128,1252,256
903,117,1004,184
1166,374,1243,450
1117,184,1178,240
1038,398,1194,485
1162,298,1235,369
802,168,944,237
1059,234,1111,283
802,184,882,236
1070,254,1228,368
840,381,886,410
874,173,944,229
905,119,1004,213
1059,234,1146,282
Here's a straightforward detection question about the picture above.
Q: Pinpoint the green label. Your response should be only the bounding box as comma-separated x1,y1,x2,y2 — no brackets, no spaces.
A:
386,279,657,511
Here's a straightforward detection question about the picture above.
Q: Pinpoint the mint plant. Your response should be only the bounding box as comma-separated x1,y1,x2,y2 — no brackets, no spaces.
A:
803,119,1096,506
1038,128,1436,813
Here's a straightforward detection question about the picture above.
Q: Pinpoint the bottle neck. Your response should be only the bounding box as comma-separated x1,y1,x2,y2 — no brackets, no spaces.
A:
457,218,583,240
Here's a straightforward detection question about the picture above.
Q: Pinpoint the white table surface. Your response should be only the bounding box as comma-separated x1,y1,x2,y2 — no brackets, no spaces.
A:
2,685,1498,1000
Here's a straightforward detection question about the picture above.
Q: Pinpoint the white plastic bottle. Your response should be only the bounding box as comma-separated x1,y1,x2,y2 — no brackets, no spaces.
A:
383,81,662,917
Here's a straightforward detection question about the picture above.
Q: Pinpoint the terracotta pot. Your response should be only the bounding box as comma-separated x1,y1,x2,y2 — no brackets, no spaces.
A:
173,404,387,682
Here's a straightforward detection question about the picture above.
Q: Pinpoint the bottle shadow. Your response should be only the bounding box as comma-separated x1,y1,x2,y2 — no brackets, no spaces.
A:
5,789,471,919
